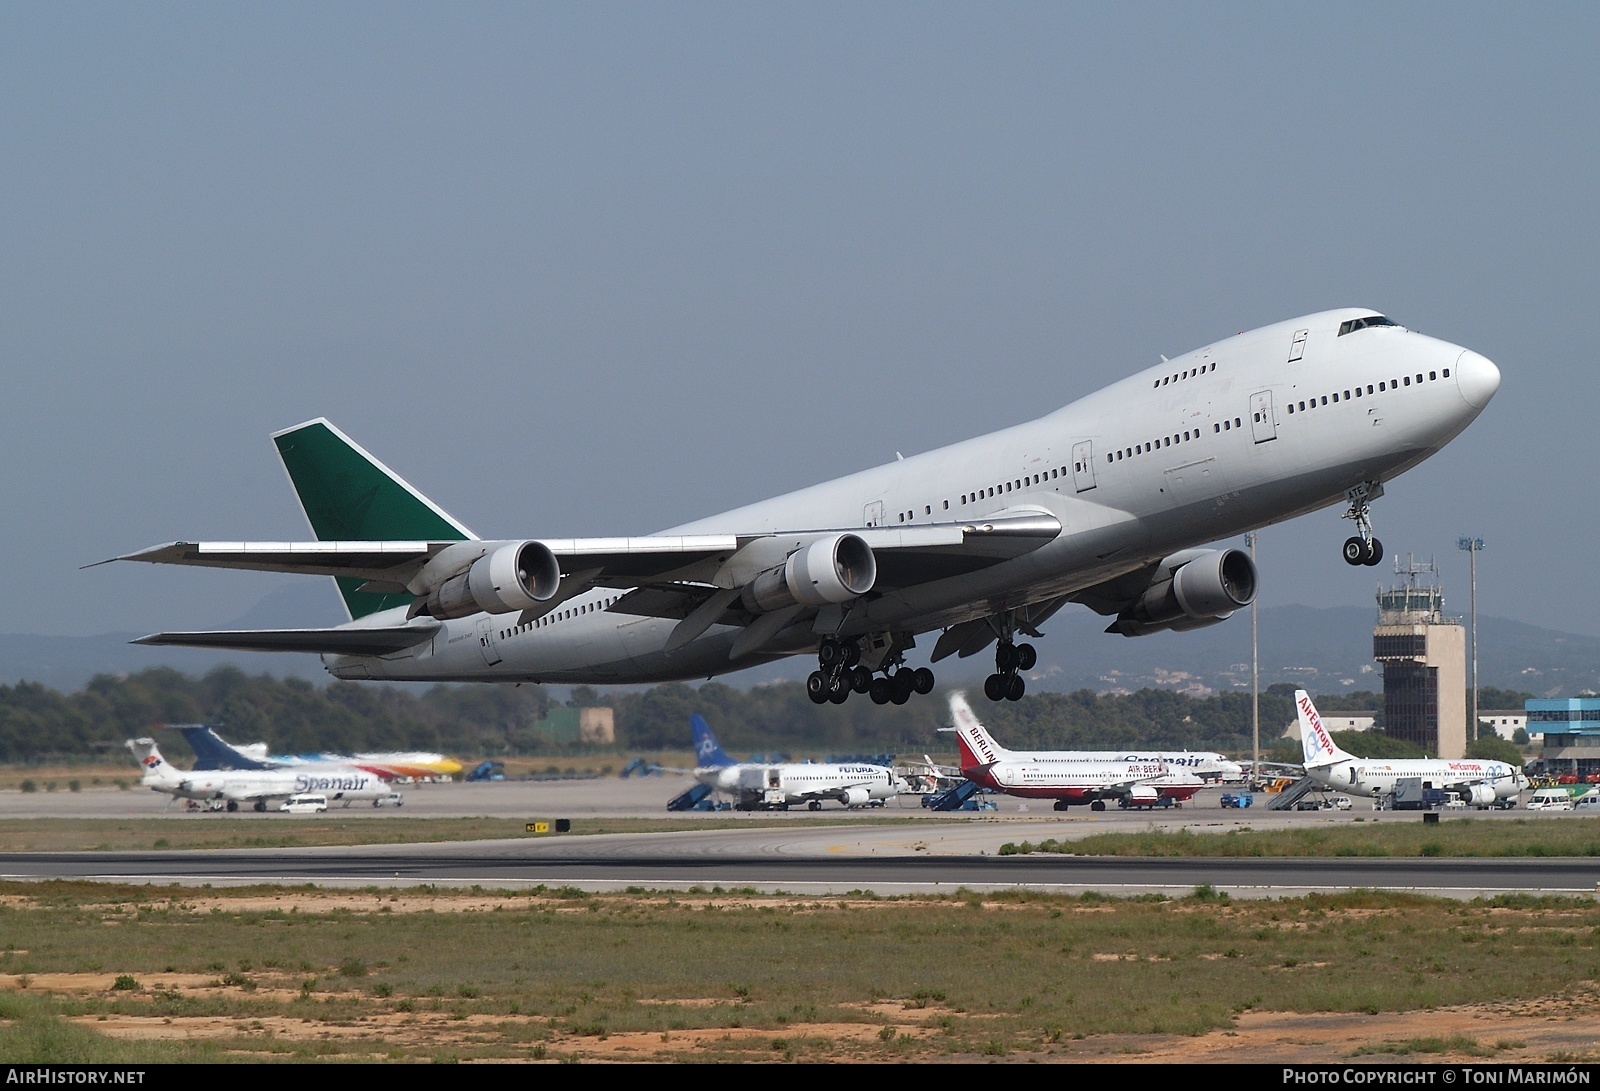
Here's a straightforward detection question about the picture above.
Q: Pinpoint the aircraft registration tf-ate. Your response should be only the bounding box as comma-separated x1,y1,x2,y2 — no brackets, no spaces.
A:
112,310,1498,704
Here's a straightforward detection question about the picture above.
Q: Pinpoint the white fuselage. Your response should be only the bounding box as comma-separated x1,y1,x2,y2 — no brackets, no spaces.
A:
146,765,388,806
322,310,1499,684
1306,757,1526,801
696,762,904,808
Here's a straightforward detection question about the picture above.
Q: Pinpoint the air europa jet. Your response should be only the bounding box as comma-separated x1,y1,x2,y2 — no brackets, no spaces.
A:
112,309,1498,704
1295,689,1527,805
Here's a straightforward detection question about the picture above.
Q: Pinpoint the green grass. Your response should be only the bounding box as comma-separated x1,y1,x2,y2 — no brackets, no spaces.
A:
1000,816,1600,857
0,815,920,852
1,881,1598,1062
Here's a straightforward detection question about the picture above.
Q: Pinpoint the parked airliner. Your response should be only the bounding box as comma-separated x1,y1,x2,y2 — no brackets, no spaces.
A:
173,724,462,781
129,738,393,811
113,309,1498,703
1296,690,1527,805
949,692,1204,809
691,715,907,810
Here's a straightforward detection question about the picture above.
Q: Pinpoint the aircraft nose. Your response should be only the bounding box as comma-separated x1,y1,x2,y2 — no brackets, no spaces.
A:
1454,349,1501,410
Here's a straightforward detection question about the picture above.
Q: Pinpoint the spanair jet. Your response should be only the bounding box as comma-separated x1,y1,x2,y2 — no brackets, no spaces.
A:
690,715,907,810
128,738,392,812
948,692,1204,810
111,309,1498,704
1295,690,1527,805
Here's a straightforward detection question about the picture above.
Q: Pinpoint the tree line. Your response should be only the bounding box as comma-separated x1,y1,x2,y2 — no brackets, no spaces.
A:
0,667,1532,766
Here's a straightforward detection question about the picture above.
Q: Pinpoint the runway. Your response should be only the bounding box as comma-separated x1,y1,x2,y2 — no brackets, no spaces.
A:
4,822,1596,899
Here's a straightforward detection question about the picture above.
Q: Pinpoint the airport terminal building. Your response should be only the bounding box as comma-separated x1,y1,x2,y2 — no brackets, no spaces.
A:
1528,697,1600,778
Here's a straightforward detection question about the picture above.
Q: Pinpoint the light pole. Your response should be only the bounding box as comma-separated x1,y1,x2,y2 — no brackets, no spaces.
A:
1458,537,1484,746
1249,532,1259,788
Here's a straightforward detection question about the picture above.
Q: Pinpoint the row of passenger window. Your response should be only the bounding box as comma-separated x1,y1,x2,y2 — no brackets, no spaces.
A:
1284,367,1451,416
500,594,622,641
895,465,1074,523
1152,360,1218,389
1104,417,1242,464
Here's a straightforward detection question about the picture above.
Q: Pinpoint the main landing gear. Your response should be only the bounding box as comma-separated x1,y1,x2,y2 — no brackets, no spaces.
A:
806,637,934,706
983,640,1035,702
1340,481,1385,567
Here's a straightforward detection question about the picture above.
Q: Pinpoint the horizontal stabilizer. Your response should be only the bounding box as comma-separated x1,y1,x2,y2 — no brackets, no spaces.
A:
132,623,440,656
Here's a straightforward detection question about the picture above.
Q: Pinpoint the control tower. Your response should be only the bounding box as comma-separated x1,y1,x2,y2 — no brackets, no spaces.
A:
1372,556,1467,758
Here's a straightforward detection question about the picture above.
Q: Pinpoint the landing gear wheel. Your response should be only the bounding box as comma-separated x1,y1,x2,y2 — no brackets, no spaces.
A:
891,671,915,704
1006,674,1026,701
225,800,238,813
995,643,1019,673
1363,538,1384,567
1342,537,1367,566
1090,800,1106,812
253,799,267,813
843,642,861,668
828,675,850,704
1015,643,1037,671
870,677,892,705
1053,800,1072,811
806,671,830,704
984,673,1007,702
809,800,822,811
850,666,873,693
818,639,846,668
912,667,935,695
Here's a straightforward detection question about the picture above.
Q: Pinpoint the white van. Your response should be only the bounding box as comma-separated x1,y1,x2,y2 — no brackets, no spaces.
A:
1573,790,1600,812
1525,788,1574,812
279,794,328,814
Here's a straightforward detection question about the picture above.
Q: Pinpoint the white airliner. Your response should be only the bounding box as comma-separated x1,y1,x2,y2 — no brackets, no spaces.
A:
691,714,908,810
112,309,1498,704
129,738,394,812
174,724,462,781
1295,690,1527,805
949,692,1204,810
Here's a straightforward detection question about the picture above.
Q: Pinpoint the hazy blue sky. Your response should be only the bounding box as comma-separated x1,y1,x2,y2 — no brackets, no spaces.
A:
3,4,1596,652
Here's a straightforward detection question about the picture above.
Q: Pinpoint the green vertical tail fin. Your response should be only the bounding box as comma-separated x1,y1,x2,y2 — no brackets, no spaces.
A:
272,419,475,619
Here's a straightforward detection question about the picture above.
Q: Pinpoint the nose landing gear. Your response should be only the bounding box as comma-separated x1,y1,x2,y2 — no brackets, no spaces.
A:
984,640,1035,702
1340,481,1385,567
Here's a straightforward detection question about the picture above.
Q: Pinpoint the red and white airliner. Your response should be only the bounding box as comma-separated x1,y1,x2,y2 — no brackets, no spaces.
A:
949,692,1204,811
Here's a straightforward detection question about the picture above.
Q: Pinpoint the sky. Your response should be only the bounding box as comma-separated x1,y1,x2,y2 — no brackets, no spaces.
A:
3,3,1596,652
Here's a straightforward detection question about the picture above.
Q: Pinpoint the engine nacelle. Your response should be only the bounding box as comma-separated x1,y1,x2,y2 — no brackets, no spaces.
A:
741,534,876,613
1108,548,1256,637
1461,784,1496,807
839,786,870,808
423,541,561,619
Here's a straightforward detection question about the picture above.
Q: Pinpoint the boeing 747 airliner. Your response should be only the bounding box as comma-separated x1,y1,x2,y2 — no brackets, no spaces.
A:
114,309,1498,703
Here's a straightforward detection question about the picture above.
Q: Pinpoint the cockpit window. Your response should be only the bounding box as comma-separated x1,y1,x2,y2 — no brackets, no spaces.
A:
1337,315,1399,336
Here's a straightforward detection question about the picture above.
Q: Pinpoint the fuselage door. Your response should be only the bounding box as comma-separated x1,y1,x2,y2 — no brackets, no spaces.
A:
475,617,502,666
1249,391,1277,443
1288,329,1309,363
864,501,884,527
1071,440,1097,492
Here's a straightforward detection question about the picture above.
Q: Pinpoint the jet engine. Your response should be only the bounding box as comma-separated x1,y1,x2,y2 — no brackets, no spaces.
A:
1107,548,1257,637
1460,784,1496,807
740,534,876,613
422,541,561,619
838,786,871,807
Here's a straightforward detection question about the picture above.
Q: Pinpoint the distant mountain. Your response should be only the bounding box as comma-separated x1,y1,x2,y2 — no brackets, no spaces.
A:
0,583,342,691
3,587,1597,699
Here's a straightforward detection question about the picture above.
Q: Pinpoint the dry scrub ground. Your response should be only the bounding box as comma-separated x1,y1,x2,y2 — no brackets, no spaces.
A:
4,886,1600,1062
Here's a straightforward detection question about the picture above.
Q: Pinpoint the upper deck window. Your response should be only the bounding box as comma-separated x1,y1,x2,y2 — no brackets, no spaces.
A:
1337,315,1399,337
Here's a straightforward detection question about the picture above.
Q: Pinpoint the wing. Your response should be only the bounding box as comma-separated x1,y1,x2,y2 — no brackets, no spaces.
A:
132,622,441,656
111,514,1062,655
